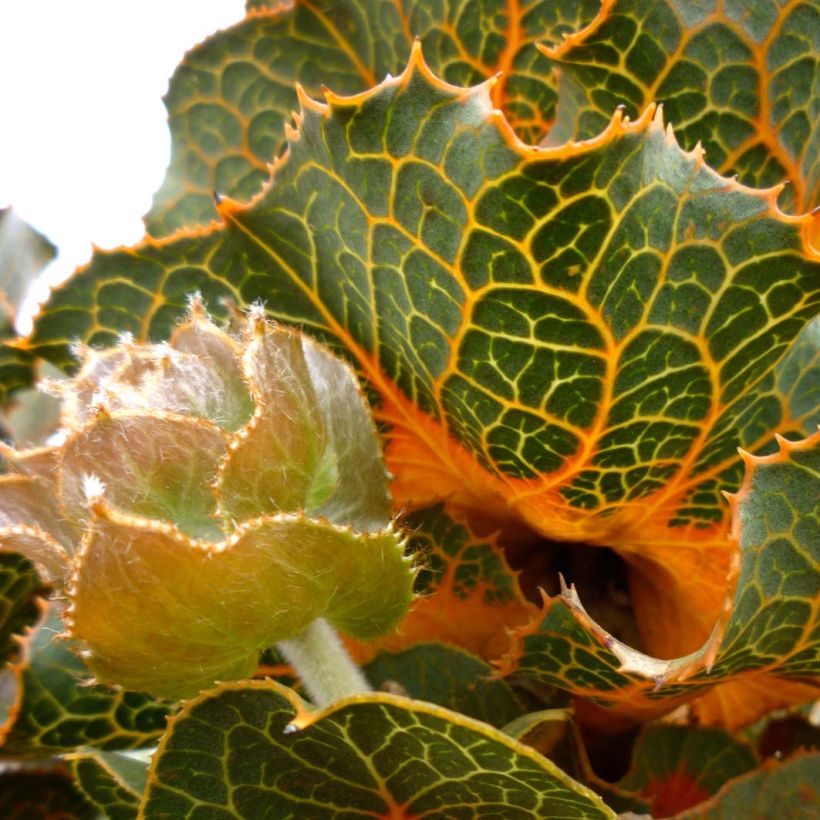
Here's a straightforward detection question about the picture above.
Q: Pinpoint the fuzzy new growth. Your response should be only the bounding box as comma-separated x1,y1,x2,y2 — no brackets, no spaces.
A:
0,305,414,701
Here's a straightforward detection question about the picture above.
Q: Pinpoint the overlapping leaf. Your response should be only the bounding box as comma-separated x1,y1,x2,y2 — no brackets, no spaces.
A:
500,429,820,728
0,553,44,668
66,750,147,820
672,751,820,819
364,642,525,727
544,0,820,212
142,679,615,818
347,503,537,664
617,724,757,817
146,0,599,234
0,605,171,755
30,52,820,686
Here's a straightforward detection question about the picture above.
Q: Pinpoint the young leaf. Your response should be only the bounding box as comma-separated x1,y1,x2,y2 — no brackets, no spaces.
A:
29,50,820,690
146,0,599,234
500,429,820,728
141,679,616,818
544,0,820,212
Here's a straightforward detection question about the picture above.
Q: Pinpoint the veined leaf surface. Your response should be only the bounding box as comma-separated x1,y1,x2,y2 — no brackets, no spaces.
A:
141,679,615,818
544,0,820,212
146,0,599,234
29,52,820,703
500,429,820,728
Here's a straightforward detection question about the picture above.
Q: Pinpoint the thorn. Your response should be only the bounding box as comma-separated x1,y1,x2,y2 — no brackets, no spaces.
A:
212,191,222,205
282,723,299,735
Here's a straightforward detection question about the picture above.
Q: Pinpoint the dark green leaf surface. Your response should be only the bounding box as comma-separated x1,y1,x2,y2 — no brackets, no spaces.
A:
618,724,757,817
672,752,820,819
545,0,820,212
364,642,525,727
0,553,44,668
67,750,147,820
142,679,615,818
0,605,171,755
146,0,598,234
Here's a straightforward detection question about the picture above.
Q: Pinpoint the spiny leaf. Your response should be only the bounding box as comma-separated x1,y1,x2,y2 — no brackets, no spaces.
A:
0,604,170,755
141,679,616,818
66,750,147,820
346,503,537,665
146,0,599,234
617,724,757,817
363,642,525,727
500,429,820,728
31,51,820,691
544,0,820,212
68,501,412,700
671,751,820,819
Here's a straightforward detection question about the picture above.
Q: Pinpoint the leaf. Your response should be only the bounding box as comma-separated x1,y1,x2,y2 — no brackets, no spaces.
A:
141,679,616,818
346,503,537,665
146,0,600,234
544,0,820,212
617,724,757,817
0,552,44,668
499,429,820,728
0,604,171,755
503,708,651,815
66,750,148,820
0,208,55,404
0,768,96,819
363,642,525,727
68,500,412,699
671,751,820,819
30,49,820,693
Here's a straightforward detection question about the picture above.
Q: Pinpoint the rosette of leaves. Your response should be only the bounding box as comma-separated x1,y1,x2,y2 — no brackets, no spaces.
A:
0,301,414,700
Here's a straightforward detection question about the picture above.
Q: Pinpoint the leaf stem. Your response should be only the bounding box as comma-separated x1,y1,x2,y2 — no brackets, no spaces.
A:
276,618,371,706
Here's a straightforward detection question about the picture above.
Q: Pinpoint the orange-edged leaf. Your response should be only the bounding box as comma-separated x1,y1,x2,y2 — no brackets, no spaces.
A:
617,724,757,817
346,503,537,665
671,751,820,819
141,679,616,818
544,0,820,212
65,750,147,820
145,0,600,234
29,50,820,676
0,603,170,755
499,429,820,729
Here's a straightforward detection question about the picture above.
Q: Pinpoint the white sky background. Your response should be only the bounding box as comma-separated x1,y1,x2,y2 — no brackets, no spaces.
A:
0,1,246,332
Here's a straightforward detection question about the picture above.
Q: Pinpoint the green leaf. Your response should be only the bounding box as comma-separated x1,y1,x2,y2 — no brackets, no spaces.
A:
67,750,148,820
671,752,820,819
0,552,44,668
500,429,820,728
0,604,170,755
142,679,615,818
0,769,96,819
363,642,525,727
146,0,599,234
69,502,412,699
0,208,55,404
618,724,757,817
31,52,820,701
345,503,537,666
545,0,820,212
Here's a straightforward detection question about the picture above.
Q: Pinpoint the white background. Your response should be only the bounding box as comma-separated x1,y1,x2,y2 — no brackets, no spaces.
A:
0,1,245,330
